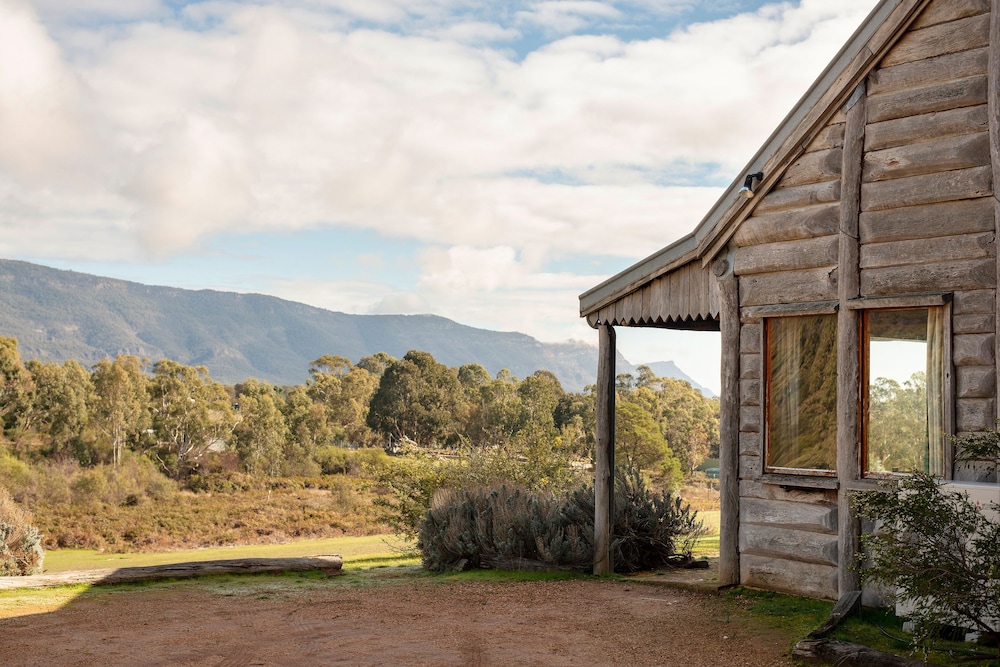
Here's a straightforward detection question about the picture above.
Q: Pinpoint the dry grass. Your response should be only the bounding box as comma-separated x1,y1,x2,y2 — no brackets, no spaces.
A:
31,478,390,553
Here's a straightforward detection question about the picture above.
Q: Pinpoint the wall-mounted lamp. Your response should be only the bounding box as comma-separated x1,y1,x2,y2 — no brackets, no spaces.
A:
739,171,764,199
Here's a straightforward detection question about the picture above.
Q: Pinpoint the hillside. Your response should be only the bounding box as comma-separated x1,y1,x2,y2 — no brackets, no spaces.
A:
0,259,708,392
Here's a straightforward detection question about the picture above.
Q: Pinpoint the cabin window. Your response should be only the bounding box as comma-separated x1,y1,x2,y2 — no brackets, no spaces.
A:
765,314,838,473
862,307,945,477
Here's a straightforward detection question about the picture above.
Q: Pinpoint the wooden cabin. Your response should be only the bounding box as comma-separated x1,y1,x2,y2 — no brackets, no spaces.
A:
580,0,1000,601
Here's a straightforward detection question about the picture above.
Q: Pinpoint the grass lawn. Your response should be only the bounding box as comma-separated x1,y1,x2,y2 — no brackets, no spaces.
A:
43,534,414,573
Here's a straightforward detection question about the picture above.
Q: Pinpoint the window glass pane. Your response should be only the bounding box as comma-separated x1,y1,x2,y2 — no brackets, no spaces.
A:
864,308,944,476
766,314,838,472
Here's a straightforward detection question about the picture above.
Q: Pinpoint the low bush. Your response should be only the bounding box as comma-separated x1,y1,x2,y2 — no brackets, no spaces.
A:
0,487,44,575
418,466,703,573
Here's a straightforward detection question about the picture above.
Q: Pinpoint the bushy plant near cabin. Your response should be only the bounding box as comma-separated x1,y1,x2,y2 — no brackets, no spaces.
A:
368,452,459,539
853,424,1000,656
418,466,702,573
562,466,703,573
418,484,591,572
0,487,43,575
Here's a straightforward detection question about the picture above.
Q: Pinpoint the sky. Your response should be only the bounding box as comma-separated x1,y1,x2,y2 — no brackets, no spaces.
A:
0,0,880,394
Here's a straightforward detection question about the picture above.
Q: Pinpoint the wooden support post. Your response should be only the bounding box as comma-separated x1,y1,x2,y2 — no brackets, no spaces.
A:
594,323,616,575
716,258,740,586
990,1,1000,421
837,81,865,597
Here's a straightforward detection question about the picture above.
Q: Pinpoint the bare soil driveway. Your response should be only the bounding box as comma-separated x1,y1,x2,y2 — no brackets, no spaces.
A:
0,572,800,666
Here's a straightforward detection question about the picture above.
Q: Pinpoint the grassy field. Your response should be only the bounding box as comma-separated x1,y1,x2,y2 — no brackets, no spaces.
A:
42,534,414,573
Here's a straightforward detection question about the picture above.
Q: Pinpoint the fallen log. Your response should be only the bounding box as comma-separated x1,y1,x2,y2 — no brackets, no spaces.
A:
792,638,925,666
0,555,343,591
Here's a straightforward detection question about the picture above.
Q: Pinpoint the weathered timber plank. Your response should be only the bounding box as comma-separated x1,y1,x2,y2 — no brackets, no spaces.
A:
740,323,761,354
954,312,995,334
954,289,995,314
740,379,760,407
859,197,993,242
739,405,760,433
869,47,987,97
954,333,995,365
718,272,740,587
880,13,989,69
752,180,840,216
738,479,838,504
739,524,838,566
957,397,994,431
866,104,988,151
740,353,760,380
838,82,864,596
733,203,838,247
733,236,838,276
740,554,838,600
860,165,992,212
863,131,990,182
741,497,838,532
739,431,761,457
0,556,344,591
991,0,1000,421
739,267,837,307
593,324,615,575
859,231,994,269
867,75,987,124
775,147,842,189
957,365,996,398
860,257,995,296
911,0,990,31
740,453,761,479
793,638,927,666
805,122,845,153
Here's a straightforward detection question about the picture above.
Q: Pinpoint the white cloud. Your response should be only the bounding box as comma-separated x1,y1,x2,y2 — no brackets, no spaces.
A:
4,0,875,258
0,1,91,181
516,1,622,34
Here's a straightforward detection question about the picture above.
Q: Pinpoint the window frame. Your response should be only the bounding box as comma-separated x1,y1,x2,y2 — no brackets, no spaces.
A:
762,308,839,477
849,294,953,480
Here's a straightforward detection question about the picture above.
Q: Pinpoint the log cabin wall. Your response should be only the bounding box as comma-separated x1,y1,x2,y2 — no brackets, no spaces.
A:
728,0,999,598
861,0,995,453
729,113,845,599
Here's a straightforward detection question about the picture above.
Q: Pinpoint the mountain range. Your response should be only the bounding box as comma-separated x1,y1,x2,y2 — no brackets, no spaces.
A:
0,259,713,395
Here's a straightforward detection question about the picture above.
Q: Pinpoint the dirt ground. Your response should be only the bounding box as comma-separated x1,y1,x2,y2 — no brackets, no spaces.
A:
0,573,801,666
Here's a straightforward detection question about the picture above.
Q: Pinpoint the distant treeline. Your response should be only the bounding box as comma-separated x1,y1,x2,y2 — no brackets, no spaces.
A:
0,338,718,482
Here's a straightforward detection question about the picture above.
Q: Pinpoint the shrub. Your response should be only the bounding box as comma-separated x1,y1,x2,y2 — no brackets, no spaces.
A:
418,466,702,573
315,446,389,476
418,484,591,572
563,466,703,573
0,487,43,575
853,424,1000,656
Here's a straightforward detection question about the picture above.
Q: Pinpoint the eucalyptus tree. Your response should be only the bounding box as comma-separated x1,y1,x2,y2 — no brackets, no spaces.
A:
23,359,92,458
147,360,235,478
90,355,149,467
0,337,32,437
366,350,463,448
232,378,288,476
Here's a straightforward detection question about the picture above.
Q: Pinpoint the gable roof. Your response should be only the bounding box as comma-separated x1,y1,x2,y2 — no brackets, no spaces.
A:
579,0,933,319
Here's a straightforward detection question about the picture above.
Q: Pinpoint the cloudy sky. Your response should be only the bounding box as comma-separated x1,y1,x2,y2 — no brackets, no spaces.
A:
0,0,878,393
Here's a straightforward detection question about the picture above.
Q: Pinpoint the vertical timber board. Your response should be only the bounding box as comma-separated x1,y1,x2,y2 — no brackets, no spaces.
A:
990,0,1000,420
838,81,865,597
594,324,616,575
717,260,740,586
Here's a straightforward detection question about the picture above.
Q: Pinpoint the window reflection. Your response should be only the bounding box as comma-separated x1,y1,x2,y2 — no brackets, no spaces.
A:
864,308,944,476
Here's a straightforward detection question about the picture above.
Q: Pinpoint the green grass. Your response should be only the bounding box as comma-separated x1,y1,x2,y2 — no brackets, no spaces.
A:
43,534,412,573
723,587,832,648
831,608,1000,666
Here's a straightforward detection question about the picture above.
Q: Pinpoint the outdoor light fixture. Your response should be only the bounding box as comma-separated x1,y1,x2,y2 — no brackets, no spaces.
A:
739,171,764,199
